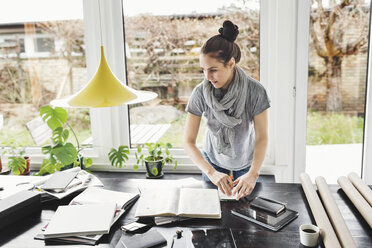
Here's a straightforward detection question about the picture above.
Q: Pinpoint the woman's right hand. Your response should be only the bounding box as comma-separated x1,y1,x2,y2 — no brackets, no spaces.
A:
208,170,233,196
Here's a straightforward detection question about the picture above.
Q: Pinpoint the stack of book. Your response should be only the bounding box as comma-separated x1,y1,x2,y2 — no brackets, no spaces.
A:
36,187,139,245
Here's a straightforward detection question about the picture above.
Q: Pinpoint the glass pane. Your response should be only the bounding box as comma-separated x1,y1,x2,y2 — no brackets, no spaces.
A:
306,0,371,183
123,0,260,147
35,37,55,52
0,0,91,148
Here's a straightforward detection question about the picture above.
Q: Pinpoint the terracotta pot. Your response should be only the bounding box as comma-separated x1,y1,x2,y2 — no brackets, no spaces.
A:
19,156,30,175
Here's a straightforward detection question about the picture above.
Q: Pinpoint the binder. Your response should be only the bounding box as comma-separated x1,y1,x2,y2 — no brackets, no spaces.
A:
0,190,41,229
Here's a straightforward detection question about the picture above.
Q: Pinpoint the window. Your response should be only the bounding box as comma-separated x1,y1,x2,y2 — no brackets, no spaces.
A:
305,0,371,183
0,0,278,174
0,0,91,149
0,35,25,56
35,37,55,52
122,0,260,148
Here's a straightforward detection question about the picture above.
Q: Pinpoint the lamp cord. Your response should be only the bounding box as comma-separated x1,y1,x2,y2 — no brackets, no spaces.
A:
98,0,103,45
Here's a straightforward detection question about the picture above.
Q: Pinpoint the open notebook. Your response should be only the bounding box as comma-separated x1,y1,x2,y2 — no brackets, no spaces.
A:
135,187,221,219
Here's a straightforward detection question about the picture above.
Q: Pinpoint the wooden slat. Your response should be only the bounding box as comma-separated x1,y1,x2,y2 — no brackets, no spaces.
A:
147,124,171,143
25,117,52,146
136,124,164,144
131,124,171,145
72,123,172,146
131,124,153,144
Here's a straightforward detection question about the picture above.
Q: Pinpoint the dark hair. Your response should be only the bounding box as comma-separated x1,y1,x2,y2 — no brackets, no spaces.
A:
201,20,241,64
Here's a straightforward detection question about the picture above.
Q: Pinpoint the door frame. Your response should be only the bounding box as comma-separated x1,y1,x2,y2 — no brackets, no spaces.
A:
362,3,372,184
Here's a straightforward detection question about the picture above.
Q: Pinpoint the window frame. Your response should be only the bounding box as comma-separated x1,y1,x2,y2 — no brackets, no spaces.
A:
83,0,278,174
362,3,372,184
3,0,282,177
293,0,372,184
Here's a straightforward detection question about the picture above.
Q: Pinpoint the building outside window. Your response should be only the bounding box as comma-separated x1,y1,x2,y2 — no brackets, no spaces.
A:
0,0,91,149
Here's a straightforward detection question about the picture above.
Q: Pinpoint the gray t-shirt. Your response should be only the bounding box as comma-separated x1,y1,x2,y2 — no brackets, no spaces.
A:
185,76,270,170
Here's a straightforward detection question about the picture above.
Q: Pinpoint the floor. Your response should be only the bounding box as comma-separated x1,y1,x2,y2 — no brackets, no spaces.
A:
306,143,362,184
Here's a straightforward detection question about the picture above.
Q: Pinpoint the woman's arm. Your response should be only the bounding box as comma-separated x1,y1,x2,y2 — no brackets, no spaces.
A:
232,109,268,200
183,113,233,195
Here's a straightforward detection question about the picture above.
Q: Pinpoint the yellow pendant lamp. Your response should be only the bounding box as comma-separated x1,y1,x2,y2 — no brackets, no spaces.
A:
51,0,156,108
69,46,136,107
51,46,157,108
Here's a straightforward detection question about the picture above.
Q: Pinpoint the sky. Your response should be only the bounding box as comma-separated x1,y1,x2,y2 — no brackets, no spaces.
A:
0,0,259,24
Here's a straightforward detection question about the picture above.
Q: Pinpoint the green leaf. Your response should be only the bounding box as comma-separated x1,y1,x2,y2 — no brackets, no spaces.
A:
173,160,178,170
52,142,78,165
8,156,27,174
36,159,55,176
52,127,69,144
152,167,158,176
108,145,129,168
84,157,93,168
40,105,68,130
41,145,52,155
133,165,139,170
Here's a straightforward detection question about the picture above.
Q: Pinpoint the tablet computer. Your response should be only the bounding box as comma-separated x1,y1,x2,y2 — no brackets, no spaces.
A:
231,206,299,232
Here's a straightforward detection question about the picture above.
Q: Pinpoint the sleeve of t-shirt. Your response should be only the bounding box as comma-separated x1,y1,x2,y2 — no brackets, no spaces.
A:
250,80,271,117
185,84,205,117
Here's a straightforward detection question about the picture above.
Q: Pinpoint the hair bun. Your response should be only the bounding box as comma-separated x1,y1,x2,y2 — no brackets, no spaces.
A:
218,20,239,42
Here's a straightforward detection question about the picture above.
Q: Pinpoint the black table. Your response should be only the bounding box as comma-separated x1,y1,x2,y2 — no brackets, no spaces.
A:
1,172,371,248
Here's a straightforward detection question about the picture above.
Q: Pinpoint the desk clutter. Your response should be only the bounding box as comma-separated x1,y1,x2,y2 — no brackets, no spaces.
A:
1,169,371,248
300,172,372,248
33,176,223,246
0,167,104,202
35,187,139,245
0,171,309,247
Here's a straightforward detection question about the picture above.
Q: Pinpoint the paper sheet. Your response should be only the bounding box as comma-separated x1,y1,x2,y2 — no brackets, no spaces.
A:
133,177,203,191
0,168,103,200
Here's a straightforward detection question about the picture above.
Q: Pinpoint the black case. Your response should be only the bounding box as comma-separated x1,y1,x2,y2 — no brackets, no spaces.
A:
0,190,41,229
116,229,167,248
250,197,285,215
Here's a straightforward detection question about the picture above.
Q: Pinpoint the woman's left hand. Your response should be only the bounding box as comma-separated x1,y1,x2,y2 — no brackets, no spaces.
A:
232,171,258,200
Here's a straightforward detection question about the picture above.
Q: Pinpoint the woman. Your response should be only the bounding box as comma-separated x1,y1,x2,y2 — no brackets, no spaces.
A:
183,20,270,200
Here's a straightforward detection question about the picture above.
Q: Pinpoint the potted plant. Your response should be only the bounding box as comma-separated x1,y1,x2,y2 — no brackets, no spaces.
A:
108,142,178,179
2,144,30,175
36,105,92,176
135,142,178,179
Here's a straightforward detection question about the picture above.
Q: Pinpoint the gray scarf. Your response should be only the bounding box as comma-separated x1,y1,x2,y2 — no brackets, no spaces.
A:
203,66,248,158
